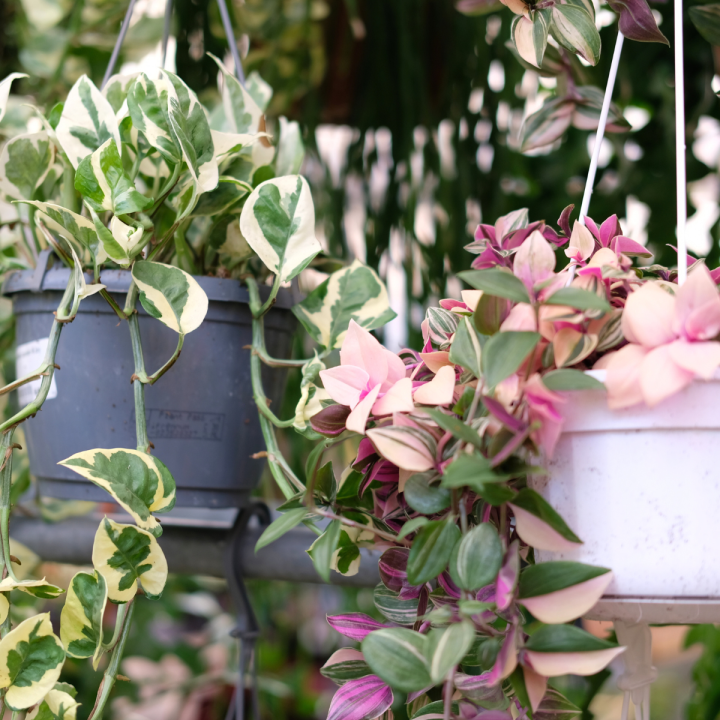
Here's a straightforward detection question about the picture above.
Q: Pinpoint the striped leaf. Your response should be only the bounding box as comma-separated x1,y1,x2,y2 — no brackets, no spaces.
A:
0,73,27,125
19,202,106,265
26,685,79,720
60,570,107,668
92,518,168,602
0,614,66,711
75,138,152,215
362,628,431,692
449,523,503,591
427,621,476,683
321,648,372,685
60,448,176,536
0,132,54,200
293,259,396,349
426,307,459,346
56,75,121,169
520,97,574,152
373,584,419,626
239,175,322,283
407,521,461,586
131,260,209,335
512,11,550,68
550,5,601,66
326,675,393,720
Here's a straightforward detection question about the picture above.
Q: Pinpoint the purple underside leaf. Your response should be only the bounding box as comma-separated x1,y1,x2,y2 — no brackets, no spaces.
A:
311,404,351,436
327,613,387,642
607,0,669,43
557,204,574,238
326,675,394,720
481,396,527,434
378,547,411,591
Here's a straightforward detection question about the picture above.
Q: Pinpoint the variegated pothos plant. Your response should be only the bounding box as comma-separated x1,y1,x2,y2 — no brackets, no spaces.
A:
0,63,334,719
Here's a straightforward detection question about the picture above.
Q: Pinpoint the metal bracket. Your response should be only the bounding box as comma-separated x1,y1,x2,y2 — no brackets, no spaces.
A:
224,502,271,720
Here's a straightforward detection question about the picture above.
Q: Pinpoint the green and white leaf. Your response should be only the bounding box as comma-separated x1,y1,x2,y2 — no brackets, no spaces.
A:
0,132,54,201
69,246,106,304
207,215,254,262
26,685,79,720
520,97,574,153
56,75,122,168
75,139,152,215
165,71,218,193
211,129,268,160
320,648,371,686
449,523,503,591
20,201,107,265
293,259,396,349
550,5,601,66
275,117,305,176
294,353,330,431
0,613,66,711
427,621,476,684
88,212,143,266
362,628,431,692
245,70,273,112
210,53,265,135
60,570,107,669
0,577,64,600
373,584,419,626
255,508,308,552
92,518,168,603
60,448,176,535
102,73,138,114
449,317,483,378
512,11,550,68
132,260,209,335
239,175,321,283
0,73,28,126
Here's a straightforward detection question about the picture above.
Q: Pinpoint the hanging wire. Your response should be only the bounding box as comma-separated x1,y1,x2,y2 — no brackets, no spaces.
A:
216,0,246,84
161,0,174,70
101,0,139,89
674,0,688,283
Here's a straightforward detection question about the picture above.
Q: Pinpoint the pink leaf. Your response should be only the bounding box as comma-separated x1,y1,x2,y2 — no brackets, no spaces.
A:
373,378,415,417
413,365,456,406
513,231,556,294
639,344,695,407
487,625,519,685
347,384,382,434
508,504,581,553
419,351,453,374
496,541,520,611
366,426,436,472
341,321,389,389
668,339,720,380
603,344,650,410
321,365,370,408
607,0,669,44
327,675,394,720
675,263,720,341
327,613,387,642
523,647,625,677
622,282,676,348
523,666,547,713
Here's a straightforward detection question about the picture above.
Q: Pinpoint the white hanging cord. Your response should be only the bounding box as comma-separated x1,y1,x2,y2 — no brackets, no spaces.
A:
579,31,626,225
615,621,657,720
566,30,625,285
674,0,688,284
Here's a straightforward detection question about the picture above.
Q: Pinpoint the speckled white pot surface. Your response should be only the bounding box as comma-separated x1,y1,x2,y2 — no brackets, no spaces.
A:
530,372,720,623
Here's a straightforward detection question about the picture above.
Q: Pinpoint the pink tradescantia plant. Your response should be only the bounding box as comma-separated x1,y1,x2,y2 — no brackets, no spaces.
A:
253,202,720,720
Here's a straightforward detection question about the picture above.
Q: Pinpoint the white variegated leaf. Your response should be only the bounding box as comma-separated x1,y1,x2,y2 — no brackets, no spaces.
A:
69,246,105,302
56,75,122,169
211,129,269,160
0,132,54,201
19,201,107,265
209,53,265,135
75,138,152,215
520,97,574,152
208,216,254,261
0,577,64,600
245,70,273,112
132,260,208,334
294,353,329,431
239,175,321,283
102,72,139,113
550,5,601,66
60,447,176,535
293,259,396,349
60,570,107,669
26,686,79,720
92,517,168,603
275,117,305,176
0,614,66,711
0,73,27,125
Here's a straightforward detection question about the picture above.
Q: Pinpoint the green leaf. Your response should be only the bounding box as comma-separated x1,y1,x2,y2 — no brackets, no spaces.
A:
398,516,429,539
449,317,484,378
404,472,451,515
292,259,396,349
473,293,510,335
92,517,168,603
60,571,107,669
441,454,500,489
132,260,208,335
55,74,122,168
525,624,617,653
407,520,461,586
0,132,54,201
0,613,66,711
276,117,305,175
519,561,610,598
320,648,371,685
239,175,322,283
542,369,605,391
255,508,308,552
60,448,176,536
209,53,265,135
424,407,484,451
482,332,541,388
373,584,419,626
458,268,531,304
550,4,601,65
25,685,80,720
508,667,533,719
362,628,431,692
543,287,611,312
535,688,582,718
75,139,152,215
509,488,582,544
449,523,503,591
689,4,720,44
307,519,342,582
427,621,476,683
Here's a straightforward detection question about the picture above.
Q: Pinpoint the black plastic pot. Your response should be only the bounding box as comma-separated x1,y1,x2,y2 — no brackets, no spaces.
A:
3,264,296,508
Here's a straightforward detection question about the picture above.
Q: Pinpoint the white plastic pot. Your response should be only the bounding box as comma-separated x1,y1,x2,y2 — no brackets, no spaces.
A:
530,371,720,624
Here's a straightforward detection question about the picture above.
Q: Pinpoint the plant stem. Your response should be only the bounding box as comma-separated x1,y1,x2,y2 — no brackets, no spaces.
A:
255,274,282,319
312,507,411,547
136,334,184,385
100,290,129,320
87,599,136,720
101,602,128,651
443,668,455,720
127,313,150,453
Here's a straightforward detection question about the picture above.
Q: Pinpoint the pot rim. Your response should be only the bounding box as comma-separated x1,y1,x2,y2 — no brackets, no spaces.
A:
2,265,299,309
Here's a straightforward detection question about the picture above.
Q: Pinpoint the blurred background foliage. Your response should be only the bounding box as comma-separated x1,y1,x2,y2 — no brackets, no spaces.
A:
2,0,720,717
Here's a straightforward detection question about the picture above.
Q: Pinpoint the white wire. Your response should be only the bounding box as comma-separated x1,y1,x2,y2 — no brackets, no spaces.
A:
675,0,688,284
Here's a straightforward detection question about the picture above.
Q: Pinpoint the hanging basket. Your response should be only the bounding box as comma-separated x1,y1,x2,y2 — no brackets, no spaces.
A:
530,370,720,624
4,265,297,508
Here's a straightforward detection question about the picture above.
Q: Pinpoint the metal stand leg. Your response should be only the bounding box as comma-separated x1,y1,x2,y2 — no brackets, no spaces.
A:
615,621,657,720
224,501,271,720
